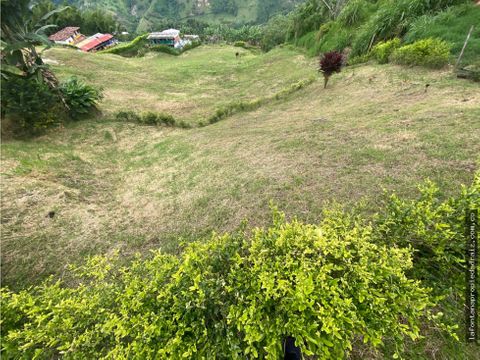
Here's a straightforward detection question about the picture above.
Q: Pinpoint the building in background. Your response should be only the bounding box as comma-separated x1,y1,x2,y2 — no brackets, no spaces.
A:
148,29,182,48
148,29,200,50
76,33,117,52
48,26,85,45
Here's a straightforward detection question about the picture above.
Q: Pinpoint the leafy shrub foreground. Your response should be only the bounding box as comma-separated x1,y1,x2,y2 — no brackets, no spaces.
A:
0,214,430,358
4,171,480,359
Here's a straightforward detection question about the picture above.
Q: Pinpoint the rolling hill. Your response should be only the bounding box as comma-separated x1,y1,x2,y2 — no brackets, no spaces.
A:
3,44,479,291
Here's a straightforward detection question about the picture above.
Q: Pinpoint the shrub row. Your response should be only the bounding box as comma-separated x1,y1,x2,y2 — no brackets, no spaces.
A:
147,41,202,56
207,78,315,125
3,175,477,358
100,34,149,57
365,37,451,68
102,35,201,58
233,40,255,50
115,78,314,129
391,38,451,68
147,45,181,56
114,110,191,128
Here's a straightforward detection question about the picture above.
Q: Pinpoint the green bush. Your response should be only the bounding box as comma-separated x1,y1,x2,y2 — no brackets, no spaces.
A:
115,111,177,127
181,40,201,53
373,175,480,293
114,110,141,123
1,206,450,358
140,111,161,125
391,38,451,68
234,40,247,48
347,53,371,66
60,77,103,119
1,76,64,133
372,38,401,64
260,14,290,52
101,34,148,57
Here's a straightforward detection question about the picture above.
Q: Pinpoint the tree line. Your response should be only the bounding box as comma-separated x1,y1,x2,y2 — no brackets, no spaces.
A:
31,0,122,36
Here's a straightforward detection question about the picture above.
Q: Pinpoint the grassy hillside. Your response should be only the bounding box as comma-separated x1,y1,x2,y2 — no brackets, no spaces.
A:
2,45,479,291
45,45,316,125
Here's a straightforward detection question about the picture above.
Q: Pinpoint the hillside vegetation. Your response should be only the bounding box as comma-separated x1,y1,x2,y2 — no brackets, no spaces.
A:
58,0,304,31
2,45,479,291
288,0,479,67
2,43,480,356
2,0,480,356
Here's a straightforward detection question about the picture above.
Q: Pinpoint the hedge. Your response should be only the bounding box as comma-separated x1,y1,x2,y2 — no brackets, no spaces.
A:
2,173,478,358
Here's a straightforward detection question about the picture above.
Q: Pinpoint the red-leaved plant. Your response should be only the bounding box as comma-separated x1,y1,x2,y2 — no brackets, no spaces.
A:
319,51,344,88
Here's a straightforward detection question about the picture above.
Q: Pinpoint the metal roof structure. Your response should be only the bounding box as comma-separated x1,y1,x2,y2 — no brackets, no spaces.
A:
148,29,180,40
78,33,114,52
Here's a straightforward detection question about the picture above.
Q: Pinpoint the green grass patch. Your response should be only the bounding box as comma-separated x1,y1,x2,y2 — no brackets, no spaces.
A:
45,45,317,126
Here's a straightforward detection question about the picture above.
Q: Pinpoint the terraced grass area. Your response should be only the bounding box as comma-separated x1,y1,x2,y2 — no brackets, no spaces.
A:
45,45,316,126
2,45,479,292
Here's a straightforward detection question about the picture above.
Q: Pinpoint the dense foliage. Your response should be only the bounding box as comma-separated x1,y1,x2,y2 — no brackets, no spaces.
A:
0,0,104,134
0,76,64,132
100,34,149,57
32,0,121,35
404,3,480,67
1,0,58,85
1,0,62,133
375,177,480,293
371,38,401,64
57,0,303,33
210,0,238,16
286,0,475,67
391,38,451,68
0,207,453,358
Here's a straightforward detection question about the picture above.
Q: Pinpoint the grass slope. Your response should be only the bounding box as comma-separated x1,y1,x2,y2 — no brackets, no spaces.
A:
2,45,479,292
45,45,316,126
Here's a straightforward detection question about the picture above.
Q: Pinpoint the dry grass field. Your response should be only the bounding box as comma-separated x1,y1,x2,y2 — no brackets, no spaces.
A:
1,45,479,292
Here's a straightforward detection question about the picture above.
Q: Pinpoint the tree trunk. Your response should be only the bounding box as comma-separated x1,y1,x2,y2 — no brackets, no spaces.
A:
324,74,330,89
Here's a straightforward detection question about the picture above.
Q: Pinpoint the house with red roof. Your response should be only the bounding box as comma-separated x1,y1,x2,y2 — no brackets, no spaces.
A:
75,33,117,52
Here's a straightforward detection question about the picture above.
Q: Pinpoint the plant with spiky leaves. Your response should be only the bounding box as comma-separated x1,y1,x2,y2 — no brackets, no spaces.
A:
319,50,344,88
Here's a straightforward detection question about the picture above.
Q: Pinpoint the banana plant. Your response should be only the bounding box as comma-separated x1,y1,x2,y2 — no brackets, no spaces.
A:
1,0,67,88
